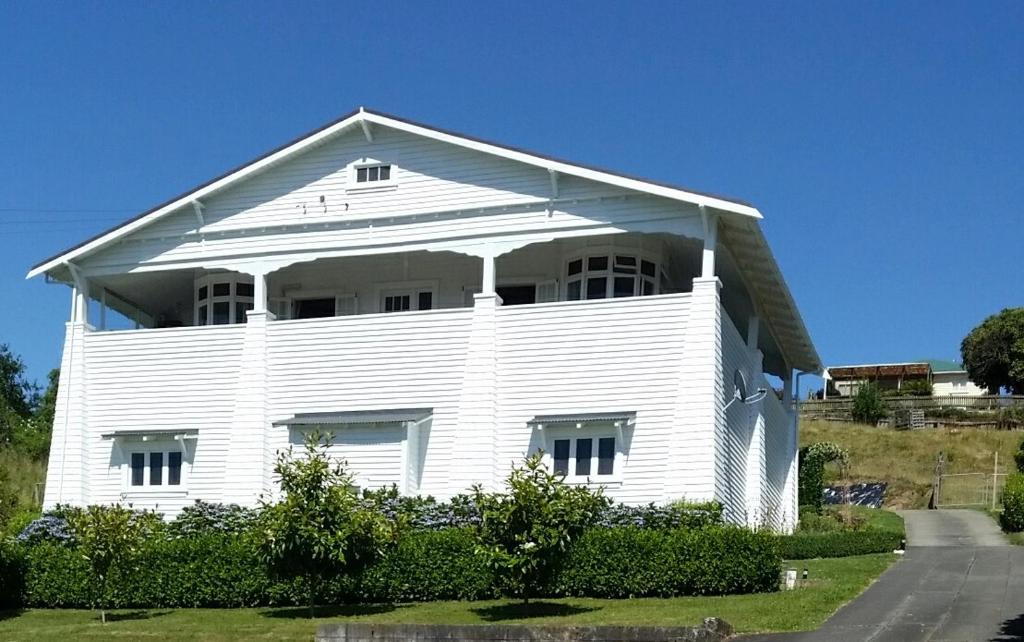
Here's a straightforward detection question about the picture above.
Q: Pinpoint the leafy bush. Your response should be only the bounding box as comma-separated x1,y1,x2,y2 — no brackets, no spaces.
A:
1000,473,1024,532
893,379,932,397
358,528,494,601
777,529,902,559
257,432,393,615
798,442,849,512
556,526,780,597
0,540,26,608
168,501,258,537
851,382,888,425
474,453,608,602
0,464,19,530
362,487,482,529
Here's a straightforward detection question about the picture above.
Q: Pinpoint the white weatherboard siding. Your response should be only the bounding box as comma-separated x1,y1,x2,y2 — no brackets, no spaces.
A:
495,294,690,503
932,372,986,396
762,382,791,530
266,308,474,499
720,311,754,524
76,325,246,516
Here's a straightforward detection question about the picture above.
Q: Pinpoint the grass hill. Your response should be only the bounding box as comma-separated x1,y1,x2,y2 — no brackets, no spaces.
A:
0,447,46,509
801,420,1023,509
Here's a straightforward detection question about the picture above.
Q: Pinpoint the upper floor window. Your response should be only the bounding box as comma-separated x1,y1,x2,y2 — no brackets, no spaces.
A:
565,252,659,301
356,164,391,183
195,274,254,326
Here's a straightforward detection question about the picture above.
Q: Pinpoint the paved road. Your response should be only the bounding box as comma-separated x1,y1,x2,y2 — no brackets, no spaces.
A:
742,510,1024,642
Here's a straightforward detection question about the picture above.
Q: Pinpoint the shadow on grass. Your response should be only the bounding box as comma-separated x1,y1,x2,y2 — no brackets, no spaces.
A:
0,609,24,622
104,610,171,622
471,601,600,621
261,603,406,619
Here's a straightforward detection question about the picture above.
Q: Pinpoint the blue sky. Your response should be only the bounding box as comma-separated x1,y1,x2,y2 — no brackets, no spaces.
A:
1,1,1021,390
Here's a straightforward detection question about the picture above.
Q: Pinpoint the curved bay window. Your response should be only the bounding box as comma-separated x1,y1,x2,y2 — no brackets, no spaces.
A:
565,252,659,301
194,274,254,326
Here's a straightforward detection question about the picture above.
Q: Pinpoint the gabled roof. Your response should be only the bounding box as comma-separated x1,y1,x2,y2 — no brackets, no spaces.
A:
923,359,965,373
26,107,819,373
27,107,760,278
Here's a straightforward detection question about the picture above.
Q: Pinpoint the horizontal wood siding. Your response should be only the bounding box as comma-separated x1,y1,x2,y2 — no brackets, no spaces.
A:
762,380,790,528
719,311,752,523
82,325,246,516
266,308,474,498
494,294,689,504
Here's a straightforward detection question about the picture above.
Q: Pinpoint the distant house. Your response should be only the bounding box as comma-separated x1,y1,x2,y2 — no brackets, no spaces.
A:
28,108,820,531
927,360,987,397
824,360,985,398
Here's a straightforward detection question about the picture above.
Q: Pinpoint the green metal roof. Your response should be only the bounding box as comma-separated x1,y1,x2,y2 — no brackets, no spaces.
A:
921,359,964,373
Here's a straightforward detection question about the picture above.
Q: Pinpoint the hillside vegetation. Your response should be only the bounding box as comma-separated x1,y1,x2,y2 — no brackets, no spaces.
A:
0,447,45,509
801,420,1023,509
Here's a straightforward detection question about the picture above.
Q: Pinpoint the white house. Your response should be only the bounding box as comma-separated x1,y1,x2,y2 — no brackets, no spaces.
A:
29,108,819,531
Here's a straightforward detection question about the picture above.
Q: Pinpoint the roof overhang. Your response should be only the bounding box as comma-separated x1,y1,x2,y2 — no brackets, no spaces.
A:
27,107,761,280
273,408,433,427
719,218,821,374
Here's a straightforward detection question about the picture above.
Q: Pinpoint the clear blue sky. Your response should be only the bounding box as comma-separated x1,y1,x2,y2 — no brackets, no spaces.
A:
1,2,1021,390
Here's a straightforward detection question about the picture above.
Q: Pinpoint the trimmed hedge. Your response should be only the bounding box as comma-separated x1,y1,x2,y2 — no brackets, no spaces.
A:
1000,472,1024,532
777,529,902,560
556,526,780,598
9,525,779,608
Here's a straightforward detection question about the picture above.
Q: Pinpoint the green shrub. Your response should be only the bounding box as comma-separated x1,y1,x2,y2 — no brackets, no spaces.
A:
0,540,26,608
851,382,888,425
777,529,902,559
359,528,494,601
555,526,781,598
1001,473,1024,532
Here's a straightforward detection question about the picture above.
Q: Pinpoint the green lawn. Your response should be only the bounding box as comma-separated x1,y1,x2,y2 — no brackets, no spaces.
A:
0,554,896,641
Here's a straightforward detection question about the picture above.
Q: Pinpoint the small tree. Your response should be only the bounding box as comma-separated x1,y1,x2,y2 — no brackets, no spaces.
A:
258,431,392,617
474,453,608,603
851,382,887,425
67,504,147,623
798,442,849,513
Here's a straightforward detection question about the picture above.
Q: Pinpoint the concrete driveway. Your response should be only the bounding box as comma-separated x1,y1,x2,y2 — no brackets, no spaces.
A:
742,510,1024,642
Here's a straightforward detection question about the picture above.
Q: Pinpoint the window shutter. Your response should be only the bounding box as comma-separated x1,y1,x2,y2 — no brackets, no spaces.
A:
269,297,291,320
535,279,559,303
335,294,358,316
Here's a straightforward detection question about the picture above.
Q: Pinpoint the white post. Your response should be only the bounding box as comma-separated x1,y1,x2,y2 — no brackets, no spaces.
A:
993,451,999,511
701,209,718,279
481,255,496,295
99,289,107,331
253,272,268,312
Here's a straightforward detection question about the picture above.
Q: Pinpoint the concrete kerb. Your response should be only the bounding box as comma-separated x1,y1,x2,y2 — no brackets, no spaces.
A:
316,617,733,641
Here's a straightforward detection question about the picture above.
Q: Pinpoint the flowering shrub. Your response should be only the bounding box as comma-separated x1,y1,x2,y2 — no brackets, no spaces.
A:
596,501,723,529
16,516,75,545
168,500,258,537
362,487,482,529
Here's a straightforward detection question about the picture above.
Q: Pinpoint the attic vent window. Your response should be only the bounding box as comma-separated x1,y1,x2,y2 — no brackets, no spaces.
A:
356,164,391,183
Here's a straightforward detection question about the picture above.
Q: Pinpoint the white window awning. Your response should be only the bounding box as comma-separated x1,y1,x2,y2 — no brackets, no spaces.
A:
528,412,636,429
273,408,433,427
100,428,199,441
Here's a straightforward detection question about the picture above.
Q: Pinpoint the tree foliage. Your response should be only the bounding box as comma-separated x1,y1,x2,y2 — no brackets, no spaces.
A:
961,308,1024,394
851,382,888,425
0,344,36,418
257,431,393,616
473,453,608,602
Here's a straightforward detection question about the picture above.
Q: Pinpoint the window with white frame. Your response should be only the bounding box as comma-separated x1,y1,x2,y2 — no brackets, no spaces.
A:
195,274,254,326
381,288,433,313
565,253,659,301
349,158,396,190
546,428,621,483
127,449,185,489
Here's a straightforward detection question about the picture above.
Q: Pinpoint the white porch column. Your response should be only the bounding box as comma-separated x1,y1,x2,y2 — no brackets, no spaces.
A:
744,315,767,528
701,209,718,279
665,276,725,505
452,252,503,493
222,268,275,505
43,318,91,509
